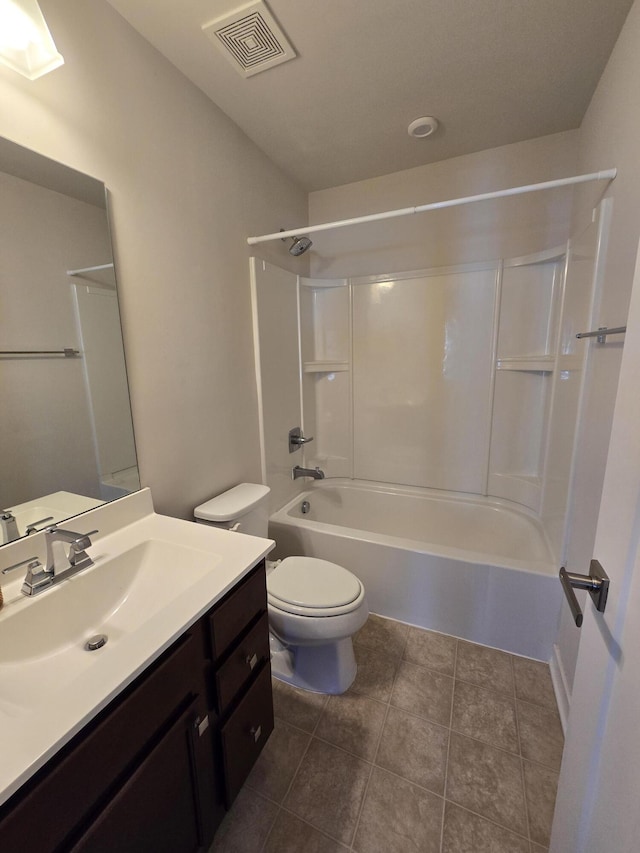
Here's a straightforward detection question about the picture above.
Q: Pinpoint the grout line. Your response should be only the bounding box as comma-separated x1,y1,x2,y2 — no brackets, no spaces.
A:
277,804,350,849
440,638,459,852
258,704,322,851
347,642,405,851
513,657,532,846
443,800,532,846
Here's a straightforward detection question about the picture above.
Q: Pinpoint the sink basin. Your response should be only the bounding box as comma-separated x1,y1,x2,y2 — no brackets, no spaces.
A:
0,539,219,665
0,538,220,715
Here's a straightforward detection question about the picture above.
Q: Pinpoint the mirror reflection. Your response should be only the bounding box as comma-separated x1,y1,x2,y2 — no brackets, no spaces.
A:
0,137,140,545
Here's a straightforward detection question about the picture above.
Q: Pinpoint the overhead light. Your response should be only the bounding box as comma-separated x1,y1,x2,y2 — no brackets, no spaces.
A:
0,0,64,80
408,116,439,139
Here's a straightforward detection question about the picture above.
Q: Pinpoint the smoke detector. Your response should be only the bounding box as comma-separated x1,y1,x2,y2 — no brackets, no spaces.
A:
408,116,439,138
202,0,296,78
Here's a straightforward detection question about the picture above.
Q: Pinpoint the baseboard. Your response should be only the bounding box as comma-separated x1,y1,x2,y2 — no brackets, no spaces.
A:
549,642,571,733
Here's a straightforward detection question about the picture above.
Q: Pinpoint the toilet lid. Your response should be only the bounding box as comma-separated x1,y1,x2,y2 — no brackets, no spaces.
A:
268,557,362,610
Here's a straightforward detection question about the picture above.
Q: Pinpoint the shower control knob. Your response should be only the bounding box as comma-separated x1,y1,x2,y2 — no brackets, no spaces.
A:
288,427,314,453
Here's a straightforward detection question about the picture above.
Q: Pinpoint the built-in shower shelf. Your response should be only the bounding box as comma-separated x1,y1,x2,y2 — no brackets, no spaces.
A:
496,356,555,373
303,361,349,374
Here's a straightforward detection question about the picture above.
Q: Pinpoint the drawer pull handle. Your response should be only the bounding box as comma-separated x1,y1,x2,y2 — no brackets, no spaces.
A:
249,725,262,743
246,652,258,670
195,715,210,737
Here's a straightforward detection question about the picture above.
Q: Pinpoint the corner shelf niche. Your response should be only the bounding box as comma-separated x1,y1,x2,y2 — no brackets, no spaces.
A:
303,360,349,374
496,356,555,373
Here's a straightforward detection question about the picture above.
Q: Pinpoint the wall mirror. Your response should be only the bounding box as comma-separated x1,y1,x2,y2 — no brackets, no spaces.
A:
0,136,140,546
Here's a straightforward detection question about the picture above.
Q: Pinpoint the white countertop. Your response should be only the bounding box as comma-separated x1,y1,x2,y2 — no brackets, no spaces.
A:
0,488,274,807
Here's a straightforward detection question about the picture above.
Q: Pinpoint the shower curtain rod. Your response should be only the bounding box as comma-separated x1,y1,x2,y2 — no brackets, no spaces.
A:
247,169,617,246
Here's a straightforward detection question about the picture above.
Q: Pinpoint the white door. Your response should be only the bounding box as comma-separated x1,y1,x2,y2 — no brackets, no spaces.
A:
550,241,640,852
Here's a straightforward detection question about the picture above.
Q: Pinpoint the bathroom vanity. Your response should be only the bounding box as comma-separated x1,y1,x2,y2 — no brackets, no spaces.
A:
0,490,274,852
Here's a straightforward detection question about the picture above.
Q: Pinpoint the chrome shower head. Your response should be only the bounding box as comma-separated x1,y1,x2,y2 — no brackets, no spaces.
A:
289,235,312,256
280,229,313,256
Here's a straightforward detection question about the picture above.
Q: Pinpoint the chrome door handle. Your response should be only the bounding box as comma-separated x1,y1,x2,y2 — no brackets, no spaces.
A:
559,560,610,627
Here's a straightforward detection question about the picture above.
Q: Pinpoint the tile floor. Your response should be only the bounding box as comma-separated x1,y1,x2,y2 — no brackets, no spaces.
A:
211,614,563,853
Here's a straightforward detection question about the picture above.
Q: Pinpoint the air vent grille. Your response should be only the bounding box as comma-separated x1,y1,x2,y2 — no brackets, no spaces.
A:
202,1,296,78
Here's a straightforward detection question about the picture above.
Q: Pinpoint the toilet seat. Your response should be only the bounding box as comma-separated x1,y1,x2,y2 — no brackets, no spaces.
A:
268,556,365,618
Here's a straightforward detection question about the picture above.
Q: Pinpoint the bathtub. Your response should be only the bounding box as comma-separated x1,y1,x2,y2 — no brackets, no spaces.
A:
269,480,563,661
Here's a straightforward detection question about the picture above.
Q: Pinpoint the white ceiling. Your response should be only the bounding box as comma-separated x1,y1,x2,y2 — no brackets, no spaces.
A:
106,0,633,192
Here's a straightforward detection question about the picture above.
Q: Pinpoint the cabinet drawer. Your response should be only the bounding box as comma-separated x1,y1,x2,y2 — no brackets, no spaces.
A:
215,611,270,713
220,663,274,806
209,563,266,660
0,632,202,853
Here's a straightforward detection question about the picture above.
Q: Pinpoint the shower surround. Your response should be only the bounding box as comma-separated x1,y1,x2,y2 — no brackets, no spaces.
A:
250,205,607,660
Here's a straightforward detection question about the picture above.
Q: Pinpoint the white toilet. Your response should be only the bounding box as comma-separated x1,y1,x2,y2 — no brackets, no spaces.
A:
194,483,368,694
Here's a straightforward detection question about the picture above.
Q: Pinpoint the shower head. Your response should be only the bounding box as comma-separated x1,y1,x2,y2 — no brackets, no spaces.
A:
280,229,313,256
289,235,312,256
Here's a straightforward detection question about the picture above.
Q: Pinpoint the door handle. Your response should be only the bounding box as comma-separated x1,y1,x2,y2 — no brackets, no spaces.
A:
559,560,610,627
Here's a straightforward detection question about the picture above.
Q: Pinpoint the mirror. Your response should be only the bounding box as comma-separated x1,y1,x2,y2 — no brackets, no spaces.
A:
0,137,140,545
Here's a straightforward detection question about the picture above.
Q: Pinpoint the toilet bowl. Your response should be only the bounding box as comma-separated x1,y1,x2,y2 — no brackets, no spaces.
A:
194,484,368,694
266,556,368,693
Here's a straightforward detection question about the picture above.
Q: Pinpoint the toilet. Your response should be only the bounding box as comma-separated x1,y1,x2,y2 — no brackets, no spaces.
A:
194,483,368,694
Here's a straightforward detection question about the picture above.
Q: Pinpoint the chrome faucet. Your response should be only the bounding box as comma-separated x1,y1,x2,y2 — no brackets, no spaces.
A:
45,526,99,578
0,510,19,544
1,526,99,597
292,465,325,480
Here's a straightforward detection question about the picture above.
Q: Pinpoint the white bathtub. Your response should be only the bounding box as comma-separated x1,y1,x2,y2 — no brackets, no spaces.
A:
269,480,563,661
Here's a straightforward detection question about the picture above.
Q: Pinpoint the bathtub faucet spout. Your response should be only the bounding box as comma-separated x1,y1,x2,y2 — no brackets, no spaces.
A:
292,465,325,480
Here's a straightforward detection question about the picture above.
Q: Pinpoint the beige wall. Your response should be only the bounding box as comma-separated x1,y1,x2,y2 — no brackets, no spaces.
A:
554,0,640,699
308,131,579,279
0,0,307,519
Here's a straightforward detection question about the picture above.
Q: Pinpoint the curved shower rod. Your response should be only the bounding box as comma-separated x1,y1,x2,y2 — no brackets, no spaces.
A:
247,169,617,246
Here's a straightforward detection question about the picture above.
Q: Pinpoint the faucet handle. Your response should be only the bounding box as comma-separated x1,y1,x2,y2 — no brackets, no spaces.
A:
68,530,99,566
288,427,315,453
78,529,99,540
2,555,40,575
26,516,54,535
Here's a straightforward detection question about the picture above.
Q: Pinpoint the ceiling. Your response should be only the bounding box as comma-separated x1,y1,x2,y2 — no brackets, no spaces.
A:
105,0,633,192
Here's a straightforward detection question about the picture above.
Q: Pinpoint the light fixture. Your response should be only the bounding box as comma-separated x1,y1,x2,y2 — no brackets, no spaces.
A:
0,0,64,80
408,116,439,139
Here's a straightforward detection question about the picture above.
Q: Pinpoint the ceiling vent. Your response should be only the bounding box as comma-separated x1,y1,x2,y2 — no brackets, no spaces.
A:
202,1,296,78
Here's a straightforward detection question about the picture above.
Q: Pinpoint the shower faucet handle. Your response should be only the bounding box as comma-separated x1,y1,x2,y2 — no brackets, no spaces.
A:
288,427,314,453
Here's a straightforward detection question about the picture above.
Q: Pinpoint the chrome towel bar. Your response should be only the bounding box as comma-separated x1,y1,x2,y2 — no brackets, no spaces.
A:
576,326,626,343
0,348,79,357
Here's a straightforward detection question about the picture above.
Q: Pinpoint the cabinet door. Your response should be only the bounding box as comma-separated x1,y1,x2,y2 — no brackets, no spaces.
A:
69,698,215,853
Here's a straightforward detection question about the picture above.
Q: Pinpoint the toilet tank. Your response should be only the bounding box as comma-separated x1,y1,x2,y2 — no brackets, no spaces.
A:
194,483,270,537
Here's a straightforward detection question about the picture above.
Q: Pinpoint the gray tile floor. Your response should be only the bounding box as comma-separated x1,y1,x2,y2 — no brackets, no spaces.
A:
211,615,563,853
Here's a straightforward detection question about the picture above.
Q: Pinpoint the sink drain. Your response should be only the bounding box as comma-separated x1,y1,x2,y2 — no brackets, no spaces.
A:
85,634,108,651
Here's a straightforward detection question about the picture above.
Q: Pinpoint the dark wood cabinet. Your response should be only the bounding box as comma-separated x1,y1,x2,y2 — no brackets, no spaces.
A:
0,560,272,852
205,563,274,807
